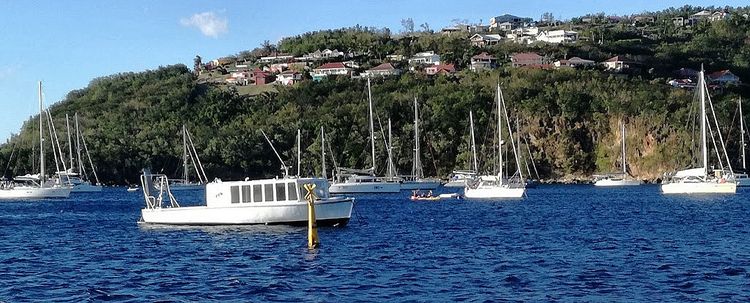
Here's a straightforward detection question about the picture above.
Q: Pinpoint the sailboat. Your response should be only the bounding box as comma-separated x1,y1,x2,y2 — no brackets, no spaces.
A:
399,97,441,190
446,111,479,187
464,84,526,199
56,113,103,192
731,97,750,187
167,125,208,191
661,68,737,194
594,120,643,186
0,81,72,199
329,78,400,194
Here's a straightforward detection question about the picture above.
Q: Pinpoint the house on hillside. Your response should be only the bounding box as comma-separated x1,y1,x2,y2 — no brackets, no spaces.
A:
710,11,730,22
408,51,441,65
362,63,401,77
470,34,504,47
258,54,294,63
489,14,533,30
535,30,578,44
601,56,638,72
511,52,545,67
554,57,595,68
252,70,275,85
708,70,741,86
311,62,352,81
276,71,303,86
507,27,539,44
470,53,497,71
424,64,456,76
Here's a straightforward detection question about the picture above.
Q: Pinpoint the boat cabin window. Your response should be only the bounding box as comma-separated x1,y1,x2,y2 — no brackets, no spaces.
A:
275,183,286,201
287,182,298,201
252,184,262,202
230,186,240,204
264,184,274,202
241,185,251,203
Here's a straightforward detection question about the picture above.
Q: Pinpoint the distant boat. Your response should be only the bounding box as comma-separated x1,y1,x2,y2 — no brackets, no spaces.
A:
126,186,139,192
661,68,736,194
139,170,354,226
464,84,526,199
731,97,750,187
56,113,103,192
329,78,400,194
445,111,479,188
166,125,208,191
594,120,643,186
0,82,71,199
399,97,441,190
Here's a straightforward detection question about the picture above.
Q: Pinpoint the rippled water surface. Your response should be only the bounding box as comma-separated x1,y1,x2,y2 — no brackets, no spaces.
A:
1,185,750,301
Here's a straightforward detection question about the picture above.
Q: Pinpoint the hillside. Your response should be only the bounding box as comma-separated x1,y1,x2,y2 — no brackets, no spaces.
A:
1,5,749,184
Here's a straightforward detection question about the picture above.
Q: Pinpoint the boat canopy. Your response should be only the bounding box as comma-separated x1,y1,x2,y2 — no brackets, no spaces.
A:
674,167,705,178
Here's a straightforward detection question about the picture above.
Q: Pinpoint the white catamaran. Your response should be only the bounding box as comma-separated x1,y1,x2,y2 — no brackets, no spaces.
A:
0,82,72,199
329,78,400,194
661,68,737,194
464,84,526,199
594,120,644,186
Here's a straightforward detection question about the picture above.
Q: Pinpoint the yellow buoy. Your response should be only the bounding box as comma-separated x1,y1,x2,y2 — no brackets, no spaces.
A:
304,183,319,249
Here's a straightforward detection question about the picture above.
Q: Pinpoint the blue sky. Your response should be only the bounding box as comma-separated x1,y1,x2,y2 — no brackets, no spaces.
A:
0,0,745,142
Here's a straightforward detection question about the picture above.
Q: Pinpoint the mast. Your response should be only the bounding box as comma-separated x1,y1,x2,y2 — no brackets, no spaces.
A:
321,127,327,179
297,129,301,177
497,84,503,180
66,114,73,171
38,81,45,186
387,118,395,179
700,69,708,178
367,78,376,176
621,120,627,175
75,113,84,178
413,97,422,179
469,111,478,172
741,97,746,170
182,125,189,182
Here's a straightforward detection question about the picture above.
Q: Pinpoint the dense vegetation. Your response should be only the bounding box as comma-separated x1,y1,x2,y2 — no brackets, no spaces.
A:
1,6,749,184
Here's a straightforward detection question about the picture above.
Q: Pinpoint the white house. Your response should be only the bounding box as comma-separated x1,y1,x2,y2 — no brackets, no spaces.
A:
311,62,352,81
489,14,532,29
276,71,303,86
554,57,595,68
708,70,741,86
470,52,497,71
601,56,637,72
536,30,578,44
408,51,441,65
470,34,504,47
362,63,401,77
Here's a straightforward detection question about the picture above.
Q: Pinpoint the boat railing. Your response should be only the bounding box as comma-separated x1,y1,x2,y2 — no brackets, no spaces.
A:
141,171,180,209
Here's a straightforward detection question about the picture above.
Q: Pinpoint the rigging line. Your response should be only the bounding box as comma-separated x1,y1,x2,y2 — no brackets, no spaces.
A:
706,90,733,173
46,110,69,178
45,110,61,174
185,128,208,183
3,142,16,178
79,129,100,184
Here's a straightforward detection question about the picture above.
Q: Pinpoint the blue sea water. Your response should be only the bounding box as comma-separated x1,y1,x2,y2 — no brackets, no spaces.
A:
1,184,750,302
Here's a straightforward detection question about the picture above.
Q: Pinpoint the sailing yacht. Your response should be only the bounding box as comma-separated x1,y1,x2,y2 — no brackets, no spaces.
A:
446,111,480,188
594,120,643,186
167,125,208,191
731,97,750,187
399,97,441,190
0,82,72,199
57,113,103,192
661,69,737,194
329,78,400,194
464,84,526,199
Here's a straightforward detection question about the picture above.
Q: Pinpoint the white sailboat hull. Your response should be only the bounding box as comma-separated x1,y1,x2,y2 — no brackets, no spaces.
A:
444,180,467,188
464,186,525,199
661,181,737,194
71,183,103,192
594,179,644,186
400,180,441,190
141,198,353,226
0,186,72,199
168,184,205,191
329,181,400,193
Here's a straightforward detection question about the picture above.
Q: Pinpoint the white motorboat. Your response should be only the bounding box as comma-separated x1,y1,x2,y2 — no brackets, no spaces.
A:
464,84,526,199
329,78,400,194
594,120,643,187
661,68,736,194
0,82,72,199
139,171,354,226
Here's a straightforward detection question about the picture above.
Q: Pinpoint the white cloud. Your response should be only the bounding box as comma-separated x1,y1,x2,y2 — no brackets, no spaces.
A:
180,11,228,38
